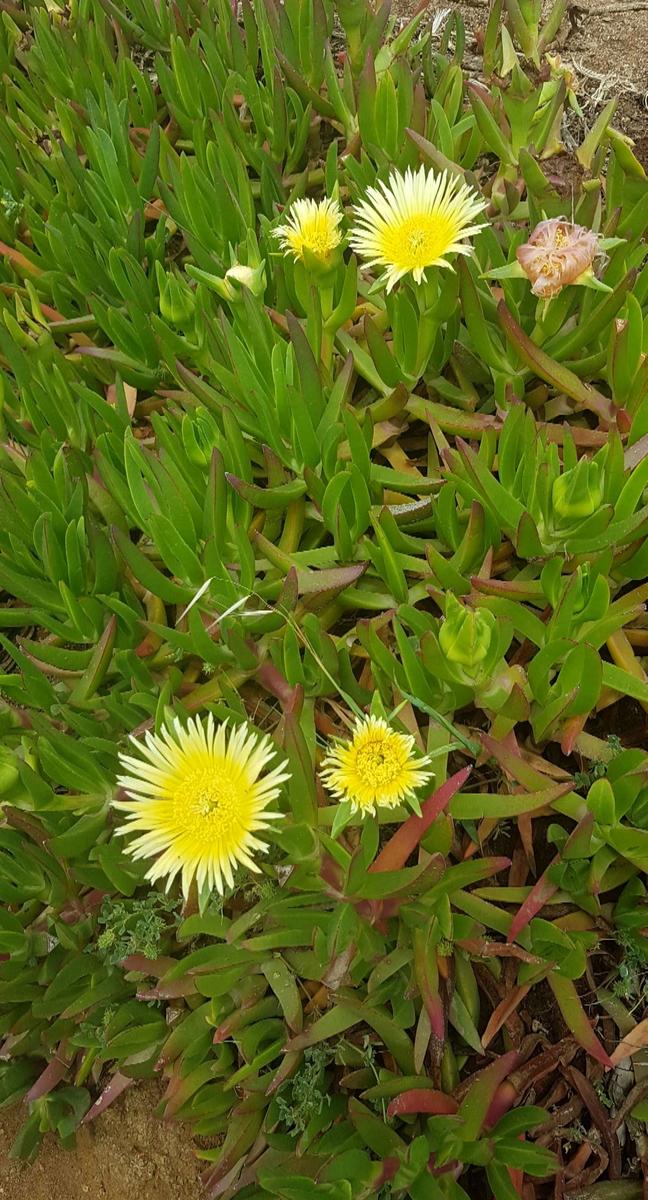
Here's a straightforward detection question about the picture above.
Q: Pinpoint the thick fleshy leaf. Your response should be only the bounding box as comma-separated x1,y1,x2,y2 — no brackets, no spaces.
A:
369,767,471,873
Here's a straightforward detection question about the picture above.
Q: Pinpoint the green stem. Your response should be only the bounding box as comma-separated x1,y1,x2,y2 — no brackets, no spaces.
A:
320,284,335,377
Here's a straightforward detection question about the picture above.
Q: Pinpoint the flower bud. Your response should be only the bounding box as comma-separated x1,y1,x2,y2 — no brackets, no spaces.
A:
198,261,267,304
516,218,600,299
439,595,495,673
156,263,195,326
552,459,602,524
225,262,266,297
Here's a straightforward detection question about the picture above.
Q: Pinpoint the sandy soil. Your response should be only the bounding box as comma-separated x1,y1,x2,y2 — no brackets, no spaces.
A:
566,0,648,156
0,1083,204,1200
439,0,648,153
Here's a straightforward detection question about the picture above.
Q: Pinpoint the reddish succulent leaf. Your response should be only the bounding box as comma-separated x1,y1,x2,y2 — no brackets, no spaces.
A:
202,1106,265,1196
375,1159,400,1189
83,1071,134,1123
458,1050,520,1137
508,1166,525,1198
414,928,445,1041
561,712,588,756
225,473,307,509
486,1080,523,1126
548,973,612,1068
60,889,107,923
121,954,177,977
405,128,468,177
256,662,301,712
507,814,594,943
26,1046,71,1101
267,1050,301,1096
137,978,198,1000
479,731,573,790
497,301,618,423
0,239,43,275
506,869,560,944
297,562,369,596
369,766,471,873
387,1089,458,1119
482,984,532,1049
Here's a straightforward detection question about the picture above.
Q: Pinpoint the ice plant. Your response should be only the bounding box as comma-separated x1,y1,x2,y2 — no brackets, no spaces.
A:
349,166,487,291
552,458,603,523
273,197,344,267
114,716,290,897
439,594,496,677
516,217,601,298
320,714,434,814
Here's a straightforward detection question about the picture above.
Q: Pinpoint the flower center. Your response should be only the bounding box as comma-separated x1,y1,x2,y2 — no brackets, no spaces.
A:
553,227,569,248
291,217,340,262
539,253,563,278
381,213,455,271
355,737,404,787
305,230,336,256
174,764,246,838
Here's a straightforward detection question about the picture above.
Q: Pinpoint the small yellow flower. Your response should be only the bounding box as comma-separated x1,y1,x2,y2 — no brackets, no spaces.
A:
516,218,600,298
320,714,434,815
114,716,289,898
350,166,487,291
274,197,344,266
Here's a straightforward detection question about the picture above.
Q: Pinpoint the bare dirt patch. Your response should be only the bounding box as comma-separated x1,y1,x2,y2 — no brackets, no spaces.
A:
564,1,648,157
423,1,648,151
0,1083,204,1200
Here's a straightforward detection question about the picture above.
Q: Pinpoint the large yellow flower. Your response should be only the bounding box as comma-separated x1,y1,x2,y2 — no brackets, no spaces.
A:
274,197,343,266
320,715,434,815
350,166,487,291
114,715,289,897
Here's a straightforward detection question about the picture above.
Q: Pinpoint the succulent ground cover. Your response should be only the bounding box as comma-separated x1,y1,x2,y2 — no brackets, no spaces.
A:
1,0,648,1196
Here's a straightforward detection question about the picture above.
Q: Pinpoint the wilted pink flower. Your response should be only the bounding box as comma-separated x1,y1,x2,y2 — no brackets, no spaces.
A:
516,218,600,298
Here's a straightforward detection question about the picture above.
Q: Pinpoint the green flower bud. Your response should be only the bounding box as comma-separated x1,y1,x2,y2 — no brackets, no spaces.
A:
439,595,495,674
156,263,195,326
196,261,266,304
552,459,602,524
224,262,266,299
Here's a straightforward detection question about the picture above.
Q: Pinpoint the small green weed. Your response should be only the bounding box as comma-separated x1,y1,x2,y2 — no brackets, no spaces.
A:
94,894,178,966
275,1045,334,1134
613,932,648,1007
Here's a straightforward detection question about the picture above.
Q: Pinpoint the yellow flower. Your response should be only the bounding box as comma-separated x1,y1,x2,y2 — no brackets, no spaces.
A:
350,166,487,291
516,218,600,298
114,715,289,898
274,197,344,266
320,714,434,815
